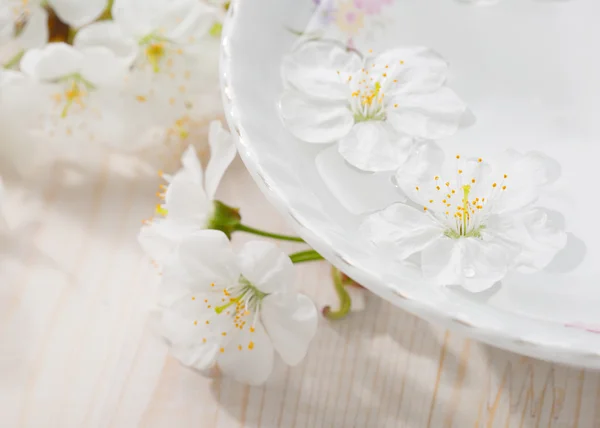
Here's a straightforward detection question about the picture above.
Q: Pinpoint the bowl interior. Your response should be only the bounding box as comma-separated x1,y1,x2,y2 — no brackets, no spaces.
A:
223,0,600,362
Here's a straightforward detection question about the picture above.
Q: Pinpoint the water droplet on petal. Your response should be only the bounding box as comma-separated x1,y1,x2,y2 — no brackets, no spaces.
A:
463,267,476,278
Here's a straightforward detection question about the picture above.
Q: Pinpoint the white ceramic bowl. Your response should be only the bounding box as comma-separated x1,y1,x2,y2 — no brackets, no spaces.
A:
221,0,600,367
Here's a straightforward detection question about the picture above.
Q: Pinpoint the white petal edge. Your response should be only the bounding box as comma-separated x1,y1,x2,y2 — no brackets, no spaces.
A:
315,145,407,215
373,46,448,95
17,5,49,50
261,293,318,366
337,121,413,172
218,322,275,385
74,21,139,67
493,151,562,214
205,121,237,200
387,87,467,140
21,43,83,81
360,203,443,260
177,230,241,291
138,220,179,263
172,145,204,186
161,294,220,371
237,241,295,294
281,39,362,100
164,177,210,223
80,47,129,86
48,0,108,28
280,91,354,144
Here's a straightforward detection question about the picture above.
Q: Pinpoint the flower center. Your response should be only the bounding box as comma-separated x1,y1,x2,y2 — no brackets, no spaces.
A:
342,61,404,123
418,156,508,239
139,33,177,73
190,277,267,353
214,278,267,318
350,79,386,122
443,184,486,239
52,74,96,118
145,42,167,73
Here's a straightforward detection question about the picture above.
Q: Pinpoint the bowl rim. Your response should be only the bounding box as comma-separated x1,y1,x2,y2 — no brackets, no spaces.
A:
219,0,600,368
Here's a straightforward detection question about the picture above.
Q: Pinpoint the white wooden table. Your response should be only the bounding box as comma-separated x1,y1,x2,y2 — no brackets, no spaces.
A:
1,152,599,428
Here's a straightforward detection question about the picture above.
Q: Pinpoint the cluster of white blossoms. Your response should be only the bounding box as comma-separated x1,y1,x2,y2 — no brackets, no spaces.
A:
0,0,228,169
281,39,568,292
139,121,319,385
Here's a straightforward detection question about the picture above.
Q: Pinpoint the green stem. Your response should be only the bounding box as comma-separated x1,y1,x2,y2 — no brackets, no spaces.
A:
289,250,324,264
323,267,352,320
235,224,304,243
4,50,24,69
98,0,114,20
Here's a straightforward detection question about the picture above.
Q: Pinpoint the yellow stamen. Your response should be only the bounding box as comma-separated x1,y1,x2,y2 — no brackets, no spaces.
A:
146,42,166,73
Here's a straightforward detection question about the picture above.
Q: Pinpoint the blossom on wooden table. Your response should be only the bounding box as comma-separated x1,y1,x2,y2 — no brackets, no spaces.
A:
158,230,318,385
138,121,237,265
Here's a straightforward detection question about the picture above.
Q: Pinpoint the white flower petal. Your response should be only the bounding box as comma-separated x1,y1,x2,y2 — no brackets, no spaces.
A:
17,5,48,49
360,203,443,260
113,0,209,39
161,294,213,344
237,241,294,294
159,261,209,306
218,322,274,385
21,43,83,81
74,21,138,67
460,238,518,292
171,342,220,372
138,220,178,262
205,121,237,200
111,0,161,37
387,87,467,140
315,145,407,215
394,141,445,198
282,39,362,100
420,237,462,285
261,293,318,366
493,151,562,213
167,1,216,41
178,230,241,290
337,121,412,172
173,145,204,185
280,91,354,144
48,0,107,28
374,47,448,96
422,237,517,291
79,47,128,86
165,176,210,223
161,294,220,371
490,209,567,273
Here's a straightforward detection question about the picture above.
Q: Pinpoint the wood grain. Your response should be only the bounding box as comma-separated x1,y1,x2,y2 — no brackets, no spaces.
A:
1,154,599,428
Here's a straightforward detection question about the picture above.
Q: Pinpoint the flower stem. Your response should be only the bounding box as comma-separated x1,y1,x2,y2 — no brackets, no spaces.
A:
235,224,305,243
289,250,324,264
99,0,114,20
3,50,24,69
323,267,352,320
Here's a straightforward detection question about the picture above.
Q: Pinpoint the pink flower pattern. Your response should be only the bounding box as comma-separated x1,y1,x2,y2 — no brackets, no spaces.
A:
353,0,393,15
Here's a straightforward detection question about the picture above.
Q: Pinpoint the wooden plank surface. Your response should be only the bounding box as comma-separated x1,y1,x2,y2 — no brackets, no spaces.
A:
1,153,599,428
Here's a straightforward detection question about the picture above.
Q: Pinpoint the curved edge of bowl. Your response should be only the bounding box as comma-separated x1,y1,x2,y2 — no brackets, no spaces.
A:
219,0,600,369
